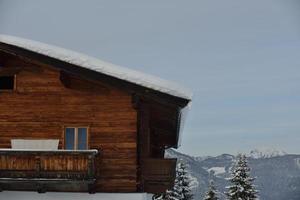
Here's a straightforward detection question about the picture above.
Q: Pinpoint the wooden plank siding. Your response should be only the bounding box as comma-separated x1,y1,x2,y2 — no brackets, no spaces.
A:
142,158,177,194
0,57,137,192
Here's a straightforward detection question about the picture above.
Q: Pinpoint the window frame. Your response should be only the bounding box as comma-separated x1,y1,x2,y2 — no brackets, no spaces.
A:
0,74,17,92
64,126,89,150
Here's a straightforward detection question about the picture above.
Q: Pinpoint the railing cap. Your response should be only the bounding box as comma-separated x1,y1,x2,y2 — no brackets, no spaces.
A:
0,148,99,155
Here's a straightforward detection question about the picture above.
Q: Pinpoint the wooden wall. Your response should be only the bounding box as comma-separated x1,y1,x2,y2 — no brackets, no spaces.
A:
0,56,137,192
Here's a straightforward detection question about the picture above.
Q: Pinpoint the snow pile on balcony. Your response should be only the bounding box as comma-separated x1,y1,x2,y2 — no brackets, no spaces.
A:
0,191,149,200
0,34,192,100
11,139,59,150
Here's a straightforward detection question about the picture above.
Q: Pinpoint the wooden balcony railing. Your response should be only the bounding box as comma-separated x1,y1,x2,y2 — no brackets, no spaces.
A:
0,149,98,193
142,158,177,193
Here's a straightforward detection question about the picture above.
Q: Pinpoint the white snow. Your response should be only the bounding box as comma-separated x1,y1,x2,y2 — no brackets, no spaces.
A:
0,191,148,200
295,158,300,169
194,156,211,162
249,148,286,159
11,139,59,150
187,173,199,189
0,34,192,100
207,167,226,176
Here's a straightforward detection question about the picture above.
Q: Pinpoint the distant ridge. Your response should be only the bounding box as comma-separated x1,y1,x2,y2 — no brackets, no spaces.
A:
248,148,287,159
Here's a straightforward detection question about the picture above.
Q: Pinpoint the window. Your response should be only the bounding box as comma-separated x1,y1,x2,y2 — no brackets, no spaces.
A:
0,76,15,90
65,127,88,150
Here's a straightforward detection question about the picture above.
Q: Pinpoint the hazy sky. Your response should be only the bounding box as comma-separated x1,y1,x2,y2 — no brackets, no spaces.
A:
1,0,300,156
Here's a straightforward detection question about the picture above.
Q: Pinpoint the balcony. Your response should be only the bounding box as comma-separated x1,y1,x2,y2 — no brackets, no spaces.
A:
142,158,177,193
0,149,98,193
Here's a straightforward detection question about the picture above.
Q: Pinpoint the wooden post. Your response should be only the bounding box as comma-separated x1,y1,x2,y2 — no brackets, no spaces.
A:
87,154,95,179
35,156,41,178
88,154,96,194
137,101,151,191
37,183,46,193
140,103,151,158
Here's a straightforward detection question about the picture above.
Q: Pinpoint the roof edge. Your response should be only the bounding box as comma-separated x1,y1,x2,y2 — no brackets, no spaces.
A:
0,34,192,102
0,41,191,107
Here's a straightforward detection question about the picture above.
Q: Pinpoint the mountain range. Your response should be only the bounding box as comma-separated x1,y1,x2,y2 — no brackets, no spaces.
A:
166,149,300,200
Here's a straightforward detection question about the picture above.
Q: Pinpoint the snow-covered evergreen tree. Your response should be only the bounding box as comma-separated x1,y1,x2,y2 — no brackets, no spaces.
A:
203,180,219,200
154,161,194,200
226,154,258,200
177,161,193,200
154,188,181,200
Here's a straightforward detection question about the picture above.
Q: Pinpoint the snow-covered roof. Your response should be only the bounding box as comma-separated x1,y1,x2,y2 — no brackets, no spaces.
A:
0,34,192,101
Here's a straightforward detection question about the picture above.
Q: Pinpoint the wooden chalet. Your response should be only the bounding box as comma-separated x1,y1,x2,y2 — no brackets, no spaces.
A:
0,35,192,194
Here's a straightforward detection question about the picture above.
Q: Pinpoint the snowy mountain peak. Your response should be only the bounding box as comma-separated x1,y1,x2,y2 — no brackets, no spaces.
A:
194,156,211,162
249,148,287,159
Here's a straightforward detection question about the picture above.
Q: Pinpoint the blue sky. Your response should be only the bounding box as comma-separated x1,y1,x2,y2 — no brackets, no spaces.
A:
1,0,300,156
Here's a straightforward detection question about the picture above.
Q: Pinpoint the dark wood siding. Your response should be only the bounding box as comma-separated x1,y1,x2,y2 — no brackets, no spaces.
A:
0,57,137,192
136,99,178,193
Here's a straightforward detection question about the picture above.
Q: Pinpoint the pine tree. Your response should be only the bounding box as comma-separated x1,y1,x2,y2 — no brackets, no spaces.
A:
176,162,194,200
154,161,194,200
153,173,182,200
226,154,258,200
203,180,219,200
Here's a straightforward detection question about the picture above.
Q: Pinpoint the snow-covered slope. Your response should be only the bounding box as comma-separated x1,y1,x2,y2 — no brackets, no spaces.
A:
295,158,300,169
0,34,192,100
207,167,226,176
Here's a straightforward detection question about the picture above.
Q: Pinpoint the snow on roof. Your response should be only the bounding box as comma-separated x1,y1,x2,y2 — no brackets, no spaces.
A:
0,34,192,101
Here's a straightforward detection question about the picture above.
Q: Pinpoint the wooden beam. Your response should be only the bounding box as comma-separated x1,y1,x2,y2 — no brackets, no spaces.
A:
136,101,151,191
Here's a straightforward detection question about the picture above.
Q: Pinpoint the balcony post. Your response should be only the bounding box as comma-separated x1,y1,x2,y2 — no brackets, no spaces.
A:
35,156,41,178
87,153,96,194
87,154,95,179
